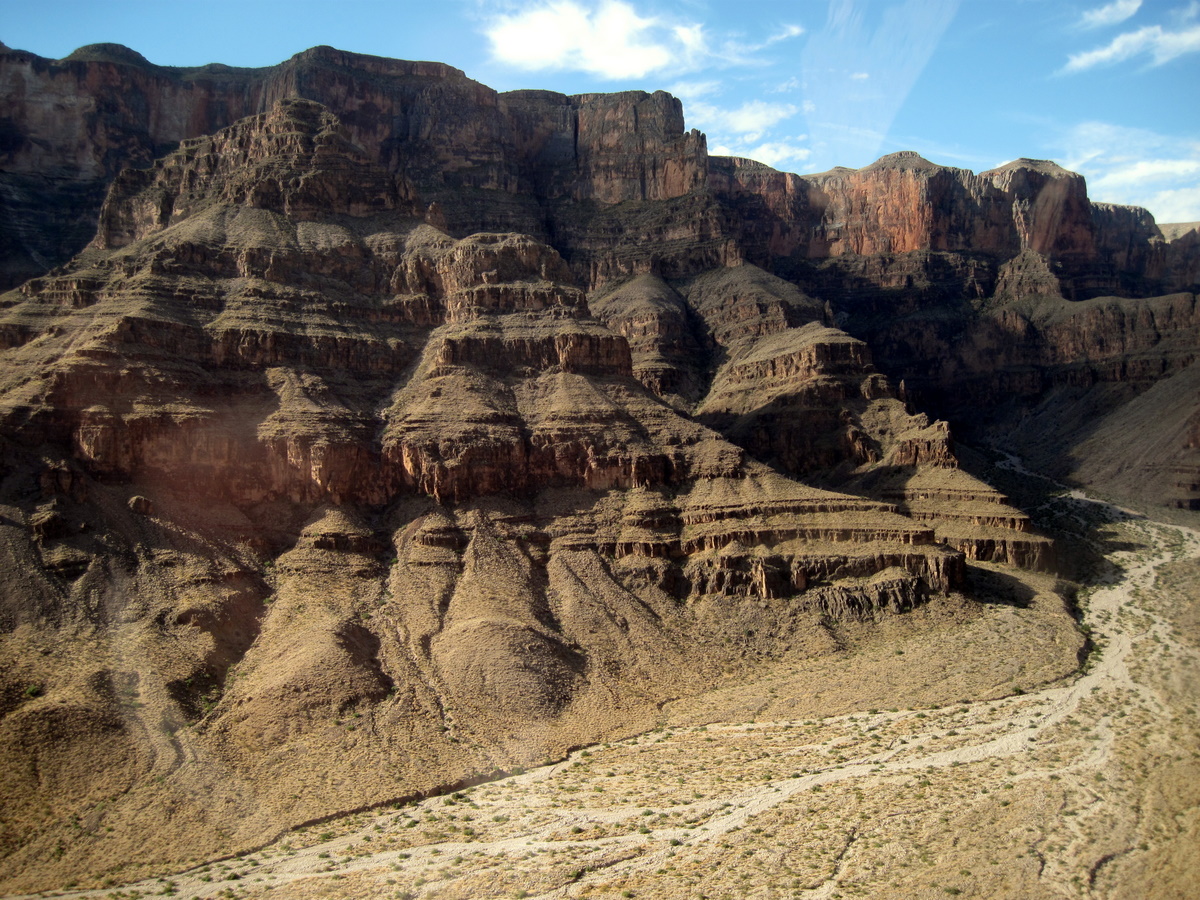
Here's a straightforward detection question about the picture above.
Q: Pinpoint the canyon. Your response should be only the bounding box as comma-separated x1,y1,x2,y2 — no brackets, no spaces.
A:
0,41,1197,897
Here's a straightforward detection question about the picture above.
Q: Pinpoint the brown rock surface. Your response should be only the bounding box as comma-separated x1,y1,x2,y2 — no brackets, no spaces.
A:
588,273,704,405
0,41,1197,895
0,97,1003,891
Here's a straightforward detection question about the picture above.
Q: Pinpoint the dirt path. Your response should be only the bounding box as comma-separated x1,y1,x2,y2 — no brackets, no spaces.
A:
15,494,1199,900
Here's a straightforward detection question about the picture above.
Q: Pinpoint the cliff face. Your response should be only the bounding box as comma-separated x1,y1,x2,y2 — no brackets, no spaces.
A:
715,151,1196,301
710,151,1198,512
8,43,1193,298
0,43,706,289
0,42,1196,891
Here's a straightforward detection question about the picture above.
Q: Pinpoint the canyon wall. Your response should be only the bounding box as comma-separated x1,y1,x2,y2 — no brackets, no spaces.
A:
0,42,707,288
0,42,1197,891
5,42,1195,296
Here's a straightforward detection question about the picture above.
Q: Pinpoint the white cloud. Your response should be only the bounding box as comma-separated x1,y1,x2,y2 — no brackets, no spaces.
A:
485,0,813,83
1056,121,1200,221
694,93,810,171
771,76,802,93
687,99,799,137
712,22,806,62
850,71,869,80
743,139,813,168
726,100,799,134
485,1,683,79
1143,186,1200,224
1090,157,1200,189
483,0,806,81
1064,23,1200,71
1079,0,1141,29
672,23,707,57
709,137,812,170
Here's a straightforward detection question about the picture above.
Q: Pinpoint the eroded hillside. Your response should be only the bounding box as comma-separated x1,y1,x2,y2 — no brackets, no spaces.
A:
0,42,1197,894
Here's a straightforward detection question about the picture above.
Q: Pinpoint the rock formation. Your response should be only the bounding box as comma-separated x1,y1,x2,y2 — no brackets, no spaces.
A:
0,43,707,290
0,41,1197,891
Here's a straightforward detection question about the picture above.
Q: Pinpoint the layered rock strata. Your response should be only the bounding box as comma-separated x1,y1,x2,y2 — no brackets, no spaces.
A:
5,41,1193,516
1,40,1196,893
0,99,993,891
591,263,1049,568
0,42,707,289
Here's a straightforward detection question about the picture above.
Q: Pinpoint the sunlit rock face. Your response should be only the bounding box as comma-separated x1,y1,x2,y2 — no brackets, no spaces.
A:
0,42,1196,892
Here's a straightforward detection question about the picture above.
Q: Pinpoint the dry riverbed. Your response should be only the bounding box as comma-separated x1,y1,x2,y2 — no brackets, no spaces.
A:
12,493,1200,900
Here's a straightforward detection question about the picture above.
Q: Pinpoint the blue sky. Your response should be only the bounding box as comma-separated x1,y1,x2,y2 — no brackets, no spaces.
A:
3,0,1198,221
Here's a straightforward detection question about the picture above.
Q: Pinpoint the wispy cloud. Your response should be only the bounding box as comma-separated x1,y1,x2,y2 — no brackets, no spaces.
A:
686,99,799,141
743,139,812,169
710,137,813,170
680,79,808,168
1143,186,1200,224
764,24,805,46
711,22,806,62
1056,121,1200,221
1064,22,1200,71
1079,0,1141,30
665,79,721,100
